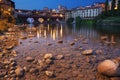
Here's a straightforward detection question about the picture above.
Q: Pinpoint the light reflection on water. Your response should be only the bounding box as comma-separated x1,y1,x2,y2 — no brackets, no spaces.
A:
21,23,120,46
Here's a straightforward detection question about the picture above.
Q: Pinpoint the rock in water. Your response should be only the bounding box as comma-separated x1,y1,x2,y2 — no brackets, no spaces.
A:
26,56,34,62
97,60,120,77
15,67,24,77
57,40,63,43
100,36,108,40
70,42,75,46
82,49,93,55
56,55,64,60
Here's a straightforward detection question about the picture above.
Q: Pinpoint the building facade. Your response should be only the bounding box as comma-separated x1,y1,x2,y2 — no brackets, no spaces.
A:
65,6,103,20
0,0,15,15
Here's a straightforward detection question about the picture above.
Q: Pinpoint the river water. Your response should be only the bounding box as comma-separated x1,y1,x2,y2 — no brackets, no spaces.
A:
18,23,120,56
24,23,120,46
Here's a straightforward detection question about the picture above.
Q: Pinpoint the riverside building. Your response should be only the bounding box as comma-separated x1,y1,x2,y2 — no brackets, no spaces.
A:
65,3,105,20
0,0,15,15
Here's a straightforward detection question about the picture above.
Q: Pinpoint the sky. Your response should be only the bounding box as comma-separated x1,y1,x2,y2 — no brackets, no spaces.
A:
12,0,105,10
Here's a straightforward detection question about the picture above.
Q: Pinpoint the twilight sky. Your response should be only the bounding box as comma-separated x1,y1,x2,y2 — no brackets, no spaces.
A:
12,0,105,10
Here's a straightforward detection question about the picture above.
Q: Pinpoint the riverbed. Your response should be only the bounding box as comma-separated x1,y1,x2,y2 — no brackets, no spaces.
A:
0,23,120,80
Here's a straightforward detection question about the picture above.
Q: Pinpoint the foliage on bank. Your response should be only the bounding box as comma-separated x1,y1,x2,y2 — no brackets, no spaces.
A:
66,17,74,25
95,0,120,25
66,16,95,26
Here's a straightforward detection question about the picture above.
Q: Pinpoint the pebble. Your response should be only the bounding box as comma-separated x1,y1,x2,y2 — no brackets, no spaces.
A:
10,61,17,67
47,43,52,46
29,68,39,74
97,59,120,77
57,40,63,43
45,71,54,77
44,53,53,59
45,59,52,64
82,49,93,55
15,66,24,77
111,77,120,80
100,36,108,40
70,42,75,46
26,56,34,62
56,55,64,60
11,50,17,57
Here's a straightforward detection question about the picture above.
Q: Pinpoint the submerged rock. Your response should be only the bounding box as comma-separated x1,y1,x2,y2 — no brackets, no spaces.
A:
57,40,63,43
56,55,64,60
82,49,93,55
47,43,52,46
97,60,120,77
100,36,108,40
70,42,75,46
26,56,34,62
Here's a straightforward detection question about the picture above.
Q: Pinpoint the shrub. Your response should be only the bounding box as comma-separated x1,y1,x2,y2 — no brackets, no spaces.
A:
66,17,74,24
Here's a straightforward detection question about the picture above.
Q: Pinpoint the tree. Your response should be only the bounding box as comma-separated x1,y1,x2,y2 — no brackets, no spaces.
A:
111,0,116,15
66,17,74,24
118,0,120,9
117,0,120,15
75,16,82,25
105,0,109,13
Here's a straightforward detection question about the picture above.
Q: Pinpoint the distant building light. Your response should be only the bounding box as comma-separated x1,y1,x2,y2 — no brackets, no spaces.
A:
36,11,39,14
8,8,11,11
114,7,118,10
52,9,56,12
18,10,21,12
60,14,63,17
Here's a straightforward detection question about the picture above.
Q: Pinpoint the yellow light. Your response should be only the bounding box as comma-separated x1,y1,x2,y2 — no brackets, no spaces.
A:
8,8,11,11
60,14,63,17
60,24,63,38
114,7,118,10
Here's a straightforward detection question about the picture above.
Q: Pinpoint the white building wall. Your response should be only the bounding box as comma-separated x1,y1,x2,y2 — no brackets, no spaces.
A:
65,7,102,20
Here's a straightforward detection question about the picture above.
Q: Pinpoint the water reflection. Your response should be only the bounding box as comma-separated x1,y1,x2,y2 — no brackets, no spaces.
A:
18,23,120,46
37,24,64,40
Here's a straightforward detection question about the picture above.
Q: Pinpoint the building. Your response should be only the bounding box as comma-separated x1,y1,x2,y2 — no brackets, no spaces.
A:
93,2,105,11
58,4,67,12
65,10,72,21
0,0,15,15
43,7,49,12
65,6,103,20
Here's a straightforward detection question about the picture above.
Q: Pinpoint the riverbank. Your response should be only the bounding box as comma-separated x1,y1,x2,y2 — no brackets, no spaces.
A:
96,17,120,26
0,25,120,80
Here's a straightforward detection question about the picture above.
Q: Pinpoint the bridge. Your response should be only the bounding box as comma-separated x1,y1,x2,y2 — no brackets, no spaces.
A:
15,9,65,23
